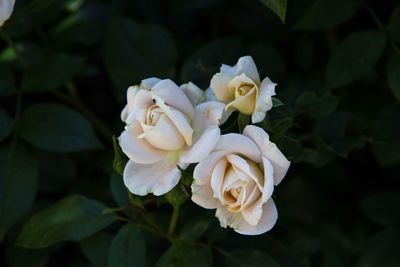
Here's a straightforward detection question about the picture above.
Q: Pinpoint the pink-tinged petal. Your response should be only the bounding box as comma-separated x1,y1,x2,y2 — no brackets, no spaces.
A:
119,121,167,164
210,157,228,201
140,114,185,151
155,96,194,146
193,151,229,185
241,195,263,226
180,101,225,163
180,82,205,106
226,154,264,191
123,152,181,196
215,134,262,163
252,77,276,123
191,183,221,209
243,125,290,185
132,89,153,110
210,73,234,103
151,79,194,119
216,198,278,235
141,77,161,90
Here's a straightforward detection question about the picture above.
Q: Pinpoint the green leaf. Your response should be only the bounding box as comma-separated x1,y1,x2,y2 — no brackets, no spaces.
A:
165,184,189,208
238,113,250,133
295,91,317,110
359,229,400,267
16,195,117,248
0,142,38,241
157,245,212,267
272,97,284,107
22,54,84,93
5,245,49,267
372,104,400,166
386,53,400,103
0,109,13,142
180,215,211,241
259,0,287,23
294,0,357,30
108,224,146,267
224,249,282,267
112,135,128,175
309,92,340,119
16,103,102,152
326,31,386,89
387,5,400,43
79,232,112,267
103,18,176,101
361,191,400,225
0,62,16,96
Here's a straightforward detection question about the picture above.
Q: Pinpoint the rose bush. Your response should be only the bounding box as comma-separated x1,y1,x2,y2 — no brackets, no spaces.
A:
209,56,277,123
119,78,225,196
191,125,290,235
0,0,15,26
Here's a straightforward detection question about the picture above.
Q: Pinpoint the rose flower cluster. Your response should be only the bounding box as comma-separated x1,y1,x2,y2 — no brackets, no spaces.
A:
118,56,290,235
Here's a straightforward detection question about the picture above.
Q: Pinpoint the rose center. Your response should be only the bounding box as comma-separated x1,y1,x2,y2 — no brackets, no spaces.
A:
235,84,253,99
146,104,164,126
229,187,242,199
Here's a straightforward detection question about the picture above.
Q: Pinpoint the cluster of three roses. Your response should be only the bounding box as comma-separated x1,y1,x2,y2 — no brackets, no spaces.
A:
118,56,291,235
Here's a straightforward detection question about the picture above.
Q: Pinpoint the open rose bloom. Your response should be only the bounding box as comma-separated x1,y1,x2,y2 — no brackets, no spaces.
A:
210,56,276,124
119,78,225,196
191,125,290,235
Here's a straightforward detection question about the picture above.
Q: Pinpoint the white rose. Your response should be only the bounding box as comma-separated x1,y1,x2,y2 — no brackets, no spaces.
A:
191,125,290,235
209,56,277,124
119,78,225,196
0,0,15,27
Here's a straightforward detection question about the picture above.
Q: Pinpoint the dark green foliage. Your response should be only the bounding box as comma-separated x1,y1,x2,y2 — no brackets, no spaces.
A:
16,195,117,248
16,103,102,152
0,0,399,266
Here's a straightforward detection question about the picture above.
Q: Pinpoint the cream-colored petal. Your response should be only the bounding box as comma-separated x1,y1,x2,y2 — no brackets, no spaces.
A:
141,114,185,151
0,0,15,27
205,87,218,101
123,151,181,196
141,77,161,90
191,183,221,209
216,198,278,235
211,158,228,201
155,96,194,146
235,56,260,85
180,82,205,106
241,195,263,226
180,101,225,163
243,125,290,185
251,77,276,123
226,87,257,115
192,151,229,185
132,89,153,110
121,104,129,122
215,134,261,163
210,73,235,103
151,79,194,119
226,154,263,190
119,123,167,164
261,157,275,202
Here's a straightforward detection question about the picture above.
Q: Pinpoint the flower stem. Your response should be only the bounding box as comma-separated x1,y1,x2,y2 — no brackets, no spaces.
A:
168,206,180,235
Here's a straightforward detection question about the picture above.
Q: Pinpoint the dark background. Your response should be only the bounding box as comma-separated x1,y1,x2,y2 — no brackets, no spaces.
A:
1,0,400,266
